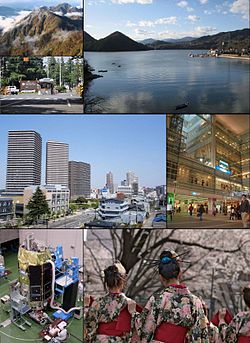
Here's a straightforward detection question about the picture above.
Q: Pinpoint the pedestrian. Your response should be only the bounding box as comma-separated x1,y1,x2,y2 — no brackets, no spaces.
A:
84,261,142,343
198,204,204,221
218,284,250,342
130,250,209,343
189,203,194,216
239,194,250,228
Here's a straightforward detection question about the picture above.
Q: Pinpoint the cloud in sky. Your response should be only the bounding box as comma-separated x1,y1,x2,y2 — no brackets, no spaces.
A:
111,0,152,3
127,16,177,27
177,1,194,12
230,0,249,20
187,14,200,22
134,25,217,39
199,0,208,4
177,1,188,8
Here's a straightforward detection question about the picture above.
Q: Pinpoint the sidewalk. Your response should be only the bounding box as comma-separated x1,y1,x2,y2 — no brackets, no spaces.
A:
167,212,246,228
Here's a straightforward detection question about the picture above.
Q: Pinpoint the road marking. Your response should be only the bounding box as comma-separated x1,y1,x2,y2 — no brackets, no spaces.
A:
67,100,71,107
35,98,41,100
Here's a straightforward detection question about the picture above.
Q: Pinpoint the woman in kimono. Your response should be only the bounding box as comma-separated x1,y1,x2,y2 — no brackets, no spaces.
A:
84,261,141,343
129,250,209,343
218,285,250,343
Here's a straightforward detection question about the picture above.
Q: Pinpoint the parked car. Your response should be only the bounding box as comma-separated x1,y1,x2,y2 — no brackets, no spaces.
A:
7,86,19,95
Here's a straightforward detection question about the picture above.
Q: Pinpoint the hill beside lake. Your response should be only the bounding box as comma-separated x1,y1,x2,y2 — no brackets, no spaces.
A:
85,31,151,52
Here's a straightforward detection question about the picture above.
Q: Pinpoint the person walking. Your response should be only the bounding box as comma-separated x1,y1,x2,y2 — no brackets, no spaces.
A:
84,261,142,343
239,194,250,228
130,250,209,343
198,204,205,221
218,284,250,342
189,203,194,216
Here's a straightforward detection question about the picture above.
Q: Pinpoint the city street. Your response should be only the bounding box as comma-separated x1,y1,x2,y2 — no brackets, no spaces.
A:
21,211,96,228
167,212,246,228
0,92,83,114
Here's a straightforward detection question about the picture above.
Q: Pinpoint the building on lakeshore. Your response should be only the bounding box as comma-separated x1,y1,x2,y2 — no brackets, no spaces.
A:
24,184,70,215
106,171,114,194
5,130,42,195
69,161,91,199
46,141,69,187
167,114,250,213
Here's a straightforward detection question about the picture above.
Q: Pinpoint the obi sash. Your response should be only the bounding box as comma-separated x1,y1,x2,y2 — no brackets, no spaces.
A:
154,322,189,343
211,309,233,326
238,337,250,343
98,304,142,337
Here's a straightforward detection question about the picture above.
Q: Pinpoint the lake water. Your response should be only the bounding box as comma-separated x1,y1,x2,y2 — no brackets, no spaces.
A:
85,50,250,113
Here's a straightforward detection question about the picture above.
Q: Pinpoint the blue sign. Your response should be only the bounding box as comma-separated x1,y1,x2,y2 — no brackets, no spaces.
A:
216,160,231,175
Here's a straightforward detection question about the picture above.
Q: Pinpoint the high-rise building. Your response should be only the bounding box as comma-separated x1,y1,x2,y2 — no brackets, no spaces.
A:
69,161,91,199
126,171,139,187
46,141,69,187
106,171,114,194
6,130,42,194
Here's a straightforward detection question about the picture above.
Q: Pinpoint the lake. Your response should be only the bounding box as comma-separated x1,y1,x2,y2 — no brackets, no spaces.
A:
84,50,250,113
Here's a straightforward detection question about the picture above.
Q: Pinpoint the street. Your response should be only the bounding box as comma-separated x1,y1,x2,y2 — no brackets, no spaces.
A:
16,211,95,229
0,92,83,114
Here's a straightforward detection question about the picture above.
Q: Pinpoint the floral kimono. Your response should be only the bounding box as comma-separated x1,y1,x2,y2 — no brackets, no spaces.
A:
135,284,209,343
219,311,250,343
84,292,141,343
187,321,221,343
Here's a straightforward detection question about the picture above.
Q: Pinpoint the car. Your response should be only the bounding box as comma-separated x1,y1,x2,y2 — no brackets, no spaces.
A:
7,86,19,95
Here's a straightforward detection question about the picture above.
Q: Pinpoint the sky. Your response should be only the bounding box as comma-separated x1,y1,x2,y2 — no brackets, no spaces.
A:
0,115,166,190
0,0,81,9
85,0,249,40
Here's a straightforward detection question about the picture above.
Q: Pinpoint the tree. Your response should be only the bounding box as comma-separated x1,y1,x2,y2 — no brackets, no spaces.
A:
69,203,77,213
26,187,50,222
84,229,250,314
76,197,87,203
1,56,46,87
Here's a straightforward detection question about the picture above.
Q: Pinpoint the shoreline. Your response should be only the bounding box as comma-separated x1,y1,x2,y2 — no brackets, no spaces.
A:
218,54,250,61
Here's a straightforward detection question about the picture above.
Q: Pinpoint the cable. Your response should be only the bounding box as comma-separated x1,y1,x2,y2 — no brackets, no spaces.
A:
0,329,43,341
47,260,82,315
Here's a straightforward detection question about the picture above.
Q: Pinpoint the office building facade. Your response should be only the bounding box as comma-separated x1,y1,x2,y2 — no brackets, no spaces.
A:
24,184,70,214
46,141,69,187
69,161,91,199
106,171,114,194
6,130,42,194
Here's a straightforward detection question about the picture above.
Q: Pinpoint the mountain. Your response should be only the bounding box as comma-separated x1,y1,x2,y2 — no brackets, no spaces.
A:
84,31,97,50
139,38,157,45
140,36,196,45
41,3,82,15
164,36,196,43
148,29,250,50
0,6,19,17
85,31,150,52
0,8,83,55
